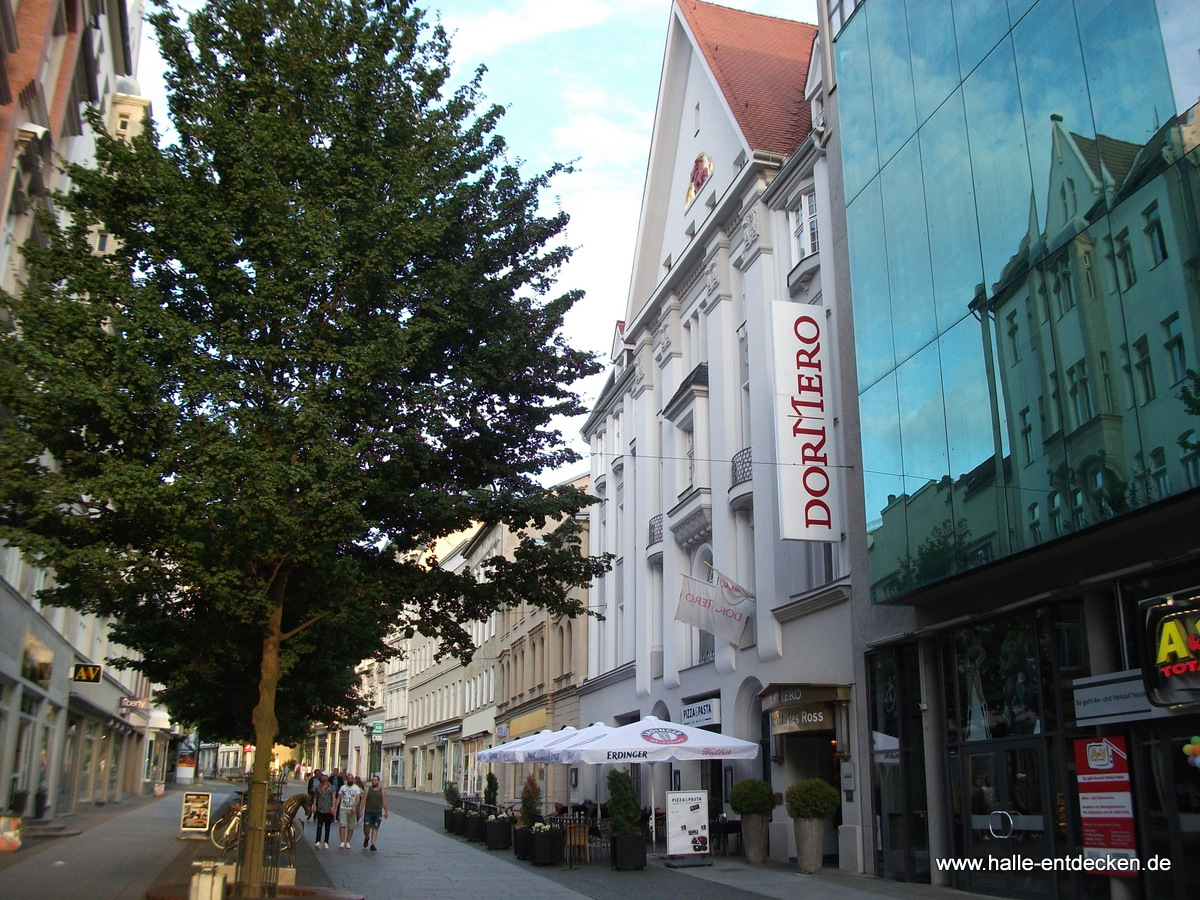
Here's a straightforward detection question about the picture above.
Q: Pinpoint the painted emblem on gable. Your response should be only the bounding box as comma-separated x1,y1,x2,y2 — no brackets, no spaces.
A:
686,153,713,207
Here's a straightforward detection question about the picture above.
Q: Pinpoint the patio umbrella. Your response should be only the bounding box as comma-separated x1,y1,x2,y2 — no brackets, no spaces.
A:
476,729,553,763
564,716,760,847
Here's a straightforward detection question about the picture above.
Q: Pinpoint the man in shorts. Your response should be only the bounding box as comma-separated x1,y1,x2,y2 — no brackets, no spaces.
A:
335,775,363,849
361,775,388,850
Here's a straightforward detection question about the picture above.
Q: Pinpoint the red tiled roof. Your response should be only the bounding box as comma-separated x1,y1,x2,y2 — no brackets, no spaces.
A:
678,0,817,156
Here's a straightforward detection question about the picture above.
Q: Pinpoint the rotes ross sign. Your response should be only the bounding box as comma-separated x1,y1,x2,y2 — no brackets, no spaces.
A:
770,301,841,542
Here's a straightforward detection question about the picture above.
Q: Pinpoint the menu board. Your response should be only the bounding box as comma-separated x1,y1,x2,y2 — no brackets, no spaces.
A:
181,792,213,833
665,790,710,857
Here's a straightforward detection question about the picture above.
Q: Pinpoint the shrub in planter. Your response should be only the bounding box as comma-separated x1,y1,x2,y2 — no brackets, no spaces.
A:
453,806,468,836
520,773,542,830
483,772,499,811
606,768,645,871
785,779,840,874
530,822,564,866
513,825,531,859
443,781,462,809
486,814,512,850
466,809,486,842
729,778,776,864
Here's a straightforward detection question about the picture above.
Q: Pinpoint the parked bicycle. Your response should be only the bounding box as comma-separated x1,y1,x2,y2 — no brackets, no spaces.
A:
209,793,311,863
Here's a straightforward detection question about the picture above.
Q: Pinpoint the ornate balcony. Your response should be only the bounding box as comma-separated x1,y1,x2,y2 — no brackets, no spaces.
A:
729,446,753,511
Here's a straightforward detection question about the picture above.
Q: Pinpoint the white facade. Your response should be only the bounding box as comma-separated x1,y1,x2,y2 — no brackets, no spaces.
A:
580,0,863,870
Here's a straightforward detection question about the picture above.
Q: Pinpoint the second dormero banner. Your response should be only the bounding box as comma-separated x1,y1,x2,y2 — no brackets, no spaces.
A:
675,570,755,642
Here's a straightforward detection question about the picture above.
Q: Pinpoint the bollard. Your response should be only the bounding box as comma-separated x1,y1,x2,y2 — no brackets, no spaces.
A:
188,859,226,900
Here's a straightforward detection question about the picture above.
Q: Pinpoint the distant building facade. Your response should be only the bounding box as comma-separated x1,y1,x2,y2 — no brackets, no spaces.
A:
0,0,185,821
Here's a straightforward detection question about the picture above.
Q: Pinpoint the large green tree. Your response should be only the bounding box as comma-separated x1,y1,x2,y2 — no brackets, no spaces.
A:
0,0,606,890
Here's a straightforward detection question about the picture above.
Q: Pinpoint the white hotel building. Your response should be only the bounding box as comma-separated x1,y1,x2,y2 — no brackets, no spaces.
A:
580,0,865,870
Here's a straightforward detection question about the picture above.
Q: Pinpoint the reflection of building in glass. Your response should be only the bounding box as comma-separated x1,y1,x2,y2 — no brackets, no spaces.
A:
822,0,1200,896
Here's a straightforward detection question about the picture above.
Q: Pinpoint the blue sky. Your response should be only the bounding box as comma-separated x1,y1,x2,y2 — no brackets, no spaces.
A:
135,0,818,465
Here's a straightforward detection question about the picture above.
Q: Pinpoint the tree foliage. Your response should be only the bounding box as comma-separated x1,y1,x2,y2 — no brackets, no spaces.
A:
0,0,607,743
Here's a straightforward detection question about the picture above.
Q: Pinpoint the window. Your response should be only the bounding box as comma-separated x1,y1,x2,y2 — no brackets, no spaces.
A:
1150,447,1169,498
1048,371,1062,434
792,190,819,263
1049,492,1064,536
1133,337,1156,404
1072,488,1086,529
1067,359,1094,427
1020,407,1034,464
1060,178,1076,221
1144,202,1168,266
1181,432,1200,489
1007,312,1021,363
1054,265,1075,315
1027,503,1042,544
1164,314,1186,383
685,427,695,488
1115,228,1136,289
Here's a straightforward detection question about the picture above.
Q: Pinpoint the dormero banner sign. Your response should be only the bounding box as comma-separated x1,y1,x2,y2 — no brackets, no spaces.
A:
770,301,842,541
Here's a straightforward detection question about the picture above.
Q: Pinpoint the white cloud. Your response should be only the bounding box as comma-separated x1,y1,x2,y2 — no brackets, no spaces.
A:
441,0,616,67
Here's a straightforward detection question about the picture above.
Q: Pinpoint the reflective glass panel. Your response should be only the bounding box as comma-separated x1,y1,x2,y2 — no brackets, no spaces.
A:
847,179,895,388
905,0,960,127
952,0,1010,76
866,0,918,169
962,37,1035,295
836,11,879,202
917,91,982,334
880,139,936,366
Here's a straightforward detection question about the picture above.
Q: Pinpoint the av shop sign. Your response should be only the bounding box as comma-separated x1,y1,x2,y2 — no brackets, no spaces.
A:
769,301,842,542
1073,736,1136,876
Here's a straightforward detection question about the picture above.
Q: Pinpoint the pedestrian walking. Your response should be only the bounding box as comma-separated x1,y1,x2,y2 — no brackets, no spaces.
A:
306,769,322,820
336,774,364,849
360,774,388,851
313,772,336,848
329,767,346,793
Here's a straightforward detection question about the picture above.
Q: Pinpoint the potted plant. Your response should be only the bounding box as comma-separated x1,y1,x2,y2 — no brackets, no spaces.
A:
606,768,645,871
443,781,461,832
729,777,776,864
485,812,512,850
483,772,499,812
513,772,541,860
785,778,840,874
466,808,486,842
530,821,565,866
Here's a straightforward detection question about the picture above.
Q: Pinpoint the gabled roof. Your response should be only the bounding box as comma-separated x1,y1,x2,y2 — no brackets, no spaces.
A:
678,0,817,156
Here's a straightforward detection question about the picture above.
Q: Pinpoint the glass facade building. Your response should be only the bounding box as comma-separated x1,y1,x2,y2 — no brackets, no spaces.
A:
830,1,1200,896
835,0,1199,601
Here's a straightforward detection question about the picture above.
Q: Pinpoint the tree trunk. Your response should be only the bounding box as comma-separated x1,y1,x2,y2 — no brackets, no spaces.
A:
241,591,286,897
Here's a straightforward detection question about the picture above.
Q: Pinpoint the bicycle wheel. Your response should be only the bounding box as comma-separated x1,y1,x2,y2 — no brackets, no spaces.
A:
283,818,303,853
211,811,242,851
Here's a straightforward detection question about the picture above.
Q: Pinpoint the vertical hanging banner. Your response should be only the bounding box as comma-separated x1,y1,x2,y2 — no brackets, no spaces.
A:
1073,736,1137,875
769,301,842,541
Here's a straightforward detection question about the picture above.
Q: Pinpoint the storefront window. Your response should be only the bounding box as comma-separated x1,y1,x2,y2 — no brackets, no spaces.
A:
948,613,1042,741
868,645,929,881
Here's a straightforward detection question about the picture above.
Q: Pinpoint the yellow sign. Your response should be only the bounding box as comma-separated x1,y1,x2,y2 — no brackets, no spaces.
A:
72,664,102,683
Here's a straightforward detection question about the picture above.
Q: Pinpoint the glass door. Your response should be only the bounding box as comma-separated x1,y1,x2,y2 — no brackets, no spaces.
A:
961,741,1054,897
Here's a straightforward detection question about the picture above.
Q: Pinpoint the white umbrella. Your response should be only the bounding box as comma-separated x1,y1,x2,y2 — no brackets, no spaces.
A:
566,716,759,765
565,716,759,847
538,722,614,765
505,727,577,763
476,728,552,763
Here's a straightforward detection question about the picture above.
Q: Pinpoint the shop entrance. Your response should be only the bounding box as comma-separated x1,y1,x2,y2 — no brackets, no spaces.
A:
958,740,1053,898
